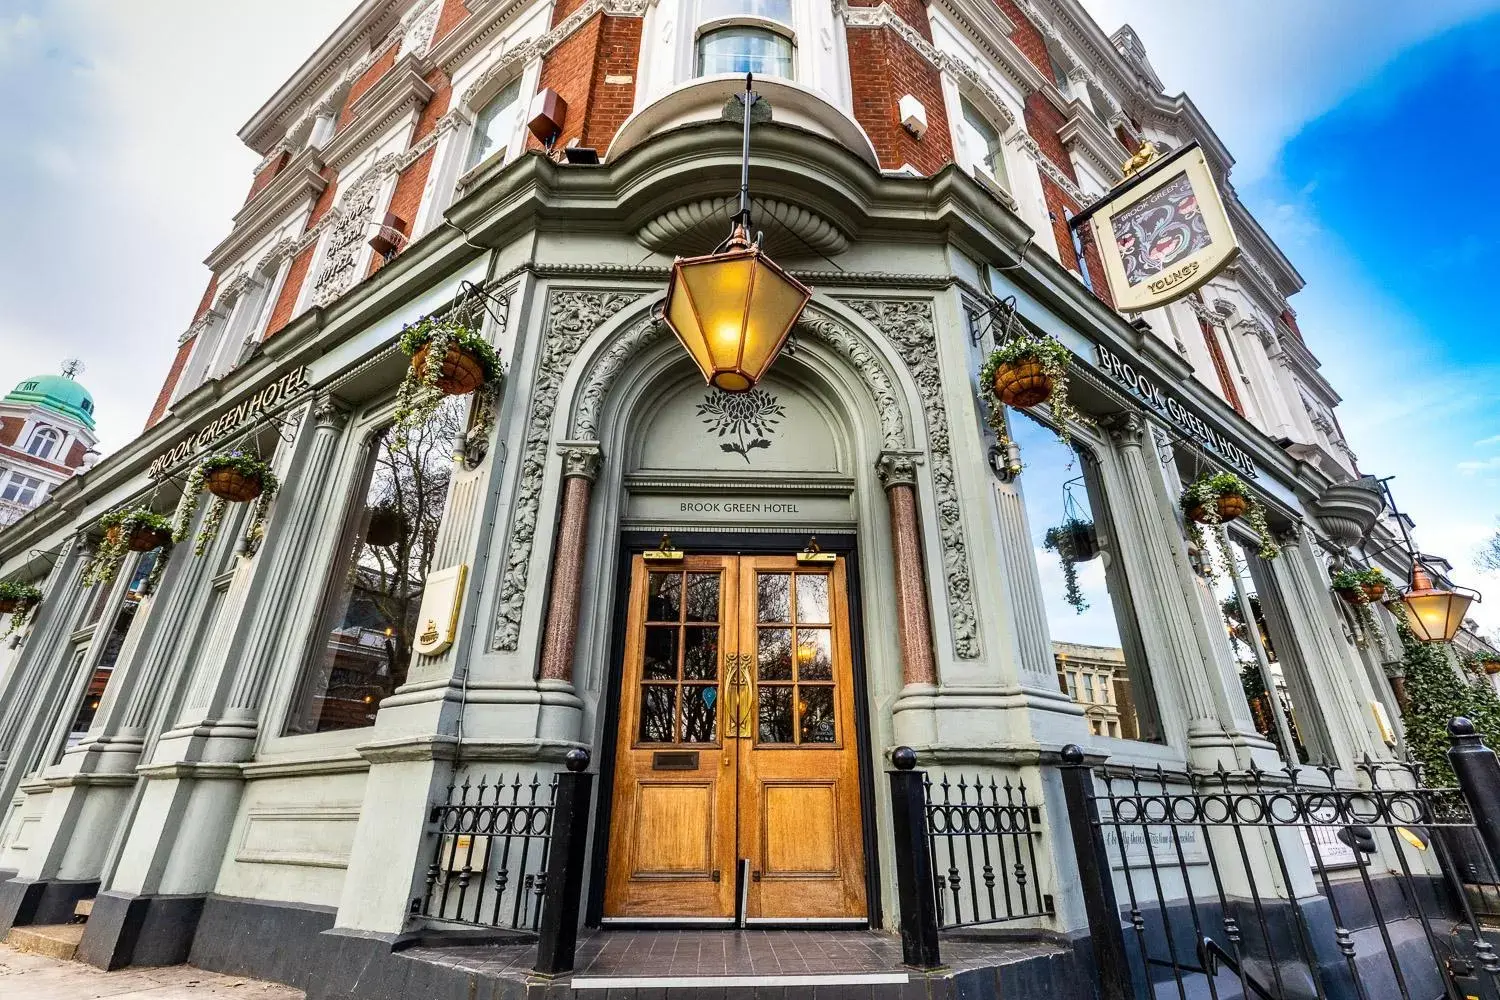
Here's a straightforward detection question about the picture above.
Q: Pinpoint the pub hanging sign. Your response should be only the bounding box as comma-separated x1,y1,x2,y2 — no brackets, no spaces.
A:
1071,141,1240,312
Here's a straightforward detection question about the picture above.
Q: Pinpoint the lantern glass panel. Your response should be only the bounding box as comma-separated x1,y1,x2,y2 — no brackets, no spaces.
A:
740,260,807,378
1403,591,1472,642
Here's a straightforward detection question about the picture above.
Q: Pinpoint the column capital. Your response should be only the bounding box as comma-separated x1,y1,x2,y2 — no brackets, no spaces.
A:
557,442,602,482
876,451,921,490
1100,411,1146,445
313,394,351,431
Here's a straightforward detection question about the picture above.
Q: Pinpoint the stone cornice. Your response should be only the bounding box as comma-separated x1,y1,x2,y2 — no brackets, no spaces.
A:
432,0,542,75
1057,101,1124,186
206,149,329,273
239,0,407,154
322,57,436,171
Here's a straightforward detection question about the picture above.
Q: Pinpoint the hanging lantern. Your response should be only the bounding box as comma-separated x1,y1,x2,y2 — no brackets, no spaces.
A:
661,74,811,393
663,227,811,393
1399,563,1478,643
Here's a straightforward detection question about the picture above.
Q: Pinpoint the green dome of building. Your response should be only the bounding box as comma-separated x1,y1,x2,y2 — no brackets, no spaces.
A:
4,372,96,430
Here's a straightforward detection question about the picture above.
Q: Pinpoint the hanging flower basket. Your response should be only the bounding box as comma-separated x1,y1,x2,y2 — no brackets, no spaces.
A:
1179,471,1279,572
1329,567,1389,647
977,334,1083,471
0,581,42,636
1043,516,1099,614
364,506,407,548
1484,658,1500,676
173,452,280,557
394,315,503,446
83,507,175,589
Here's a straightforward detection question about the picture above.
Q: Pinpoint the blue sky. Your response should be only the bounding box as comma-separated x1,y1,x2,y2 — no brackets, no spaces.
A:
2,2,1499,624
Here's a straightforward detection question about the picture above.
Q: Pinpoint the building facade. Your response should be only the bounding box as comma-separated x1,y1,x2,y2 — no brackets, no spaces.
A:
0,368,99,529
0,1,1475,994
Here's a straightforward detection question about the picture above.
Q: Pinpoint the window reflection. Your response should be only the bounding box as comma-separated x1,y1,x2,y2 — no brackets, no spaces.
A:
60,595,140,755
697,27,793,78
1011,415,1158,742
285,398,461,735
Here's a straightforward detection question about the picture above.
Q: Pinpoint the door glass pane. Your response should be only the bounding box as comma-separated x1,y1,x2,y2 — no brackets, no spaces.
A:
647,572,681,622
799,686,836,743
795,574,829,624
681,685,718,743
643,627,679,679
685,573,720,622
758,685,793,743
795,629,831,681
639,685,677,743
757,573,790,622
683,627,720,680
757,628,792,680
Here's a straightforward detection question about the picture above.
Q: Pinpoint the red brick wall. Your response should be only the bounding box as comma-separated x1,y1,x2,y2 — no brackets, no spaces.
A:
246,151,289,204
844,6,953,174
531,13,604,153
433,0,472,45
370,69,453,277
265,167,339,337
65,440,87,469
1196,300,1245,415
193,275,219,322
145,335,196,428
339,43,398,130
993,0,1058,84
583,16,642,149
0,416,21,447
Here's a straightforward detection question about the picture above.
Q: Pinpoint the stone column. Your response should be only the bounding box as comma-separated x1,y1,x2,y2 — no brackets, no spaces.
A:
1100,414,1228,752
539,443,601,683
877,452,936,688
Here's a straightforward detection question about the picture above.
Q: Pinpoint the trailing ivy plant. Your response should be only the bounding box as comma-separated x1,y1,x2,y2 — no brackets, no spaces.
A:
172,452,279,557
1179,471,1279,578
0,581,42,637
1329,567,1390,647
1042,517,1094,614
81,508,173,589
393,315,502,448
1393,608,1500,787
978,334,1083,472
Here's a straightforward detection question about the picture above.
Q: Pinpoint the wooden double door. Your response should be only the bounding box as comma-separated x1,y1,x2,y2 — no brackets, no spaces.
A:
603,553,866,923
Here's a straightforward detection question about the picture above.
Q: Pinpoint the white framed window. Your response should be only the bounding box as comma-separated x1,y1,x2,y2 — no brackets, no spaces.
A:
1,473,44,506
26,427,62,460
697,26,793,78
956,97,1010,191
700,0,791,20
465,76,524,172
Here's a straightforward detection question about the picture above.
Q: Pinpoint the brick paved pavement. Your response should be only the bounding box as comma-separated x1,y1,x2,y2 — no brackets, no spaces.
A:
0,944,304,999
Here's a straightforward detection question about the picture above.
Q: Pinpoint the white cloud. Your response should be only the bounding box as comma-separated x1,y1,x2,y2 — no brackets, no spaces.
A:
0,13,41,63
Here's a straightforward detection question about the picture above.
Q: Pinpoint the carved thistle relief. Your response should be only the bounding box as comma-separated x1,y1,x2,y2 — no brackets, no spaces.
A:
491,290,644,651
841,297,980,659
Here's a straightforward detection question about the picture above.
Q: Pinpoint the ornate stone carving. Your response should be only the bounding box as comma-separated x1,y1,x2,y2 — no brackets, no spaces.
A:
398,0,443,59
558,443,603,482
1101,410,1146,444
492,290,644,651
313,395,351,431
1309,477,1385,550
876,452,919,490
636,197,847,256
842,298,979,659
797,310,908,452
310,163,391,306
570,315,669,441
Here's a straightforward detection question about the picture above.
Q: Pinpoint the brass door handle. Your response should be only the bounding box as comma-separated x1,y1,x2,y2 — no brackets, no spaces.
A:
726,652,754,738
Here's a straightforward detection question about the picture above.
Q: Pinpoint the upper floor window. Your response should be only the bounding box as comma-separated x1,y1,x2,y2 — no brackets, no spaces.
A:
26,426,62,460
957,98,1009,191
466,77,523,172
696,0,794,80
1,473,44,506
700,0,791,20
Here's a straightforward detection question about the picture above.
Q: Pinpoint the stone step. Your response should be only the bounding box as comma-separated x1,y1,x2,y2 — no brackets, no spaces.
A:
73,897,94,919
5,922,85,961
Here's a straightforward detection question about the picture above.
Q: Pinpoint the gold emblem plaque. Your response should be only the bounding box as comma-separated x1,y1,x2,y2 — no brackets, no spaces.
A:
412,564,468,657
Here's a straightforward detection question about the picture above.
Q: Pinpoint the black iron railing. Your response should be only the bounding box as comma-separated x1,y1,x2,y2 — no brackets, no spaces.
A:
888,748,1051,969
416,748,593,976
925,771,1051,927
420,771,556,930
1060,720,1500,1000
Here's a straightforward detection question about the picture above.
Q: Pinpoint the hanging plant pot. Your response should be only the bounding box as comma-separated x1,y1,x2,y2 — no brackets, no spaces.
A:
412,341,488,396
0,581,42,635
205,466,266,502
0,596,29,615
1054,520,1100,562
1334,587,1364,606
365,507,407,548
1484,659,1500,676
1360,581,1387,603
1185,495,1246,525
991,353,1053,408
108,523,171,553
